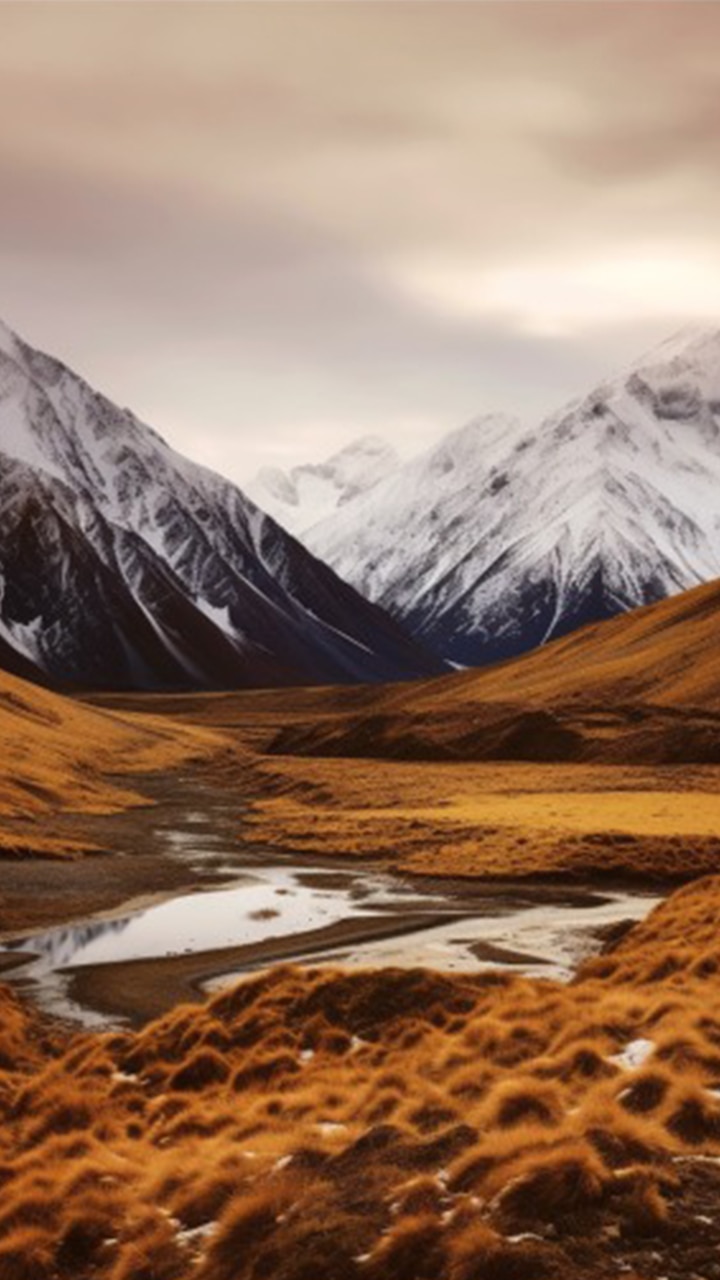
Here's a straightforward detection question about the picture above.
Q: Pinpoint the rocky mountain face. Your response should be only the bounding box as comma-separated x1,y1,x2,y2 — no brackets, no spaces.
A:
245,436,400,536
0,321,443,689
304,330,720,666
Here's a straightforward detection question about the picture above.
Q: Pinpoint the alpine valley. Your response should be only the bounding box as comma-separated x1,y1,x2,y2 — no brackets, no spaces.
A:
6,320,720,1280
10,11,720,1280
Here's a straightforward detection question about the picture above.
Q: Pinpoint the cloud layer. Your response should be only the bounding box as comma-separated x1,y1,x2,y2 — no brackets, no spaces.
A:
1,3,718,479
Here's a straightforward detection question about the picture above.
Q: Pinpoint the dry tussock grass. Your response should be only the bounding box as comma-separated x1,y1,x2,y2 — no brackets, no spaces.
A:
240,750,720,882
3,878,720,1277
94,673,720,882
156,579,720,889
0,667,225,857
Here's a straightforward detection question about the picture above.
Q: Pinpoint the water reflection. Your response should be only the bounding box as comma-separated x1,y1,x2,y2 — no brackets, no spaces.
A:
9,916,133,971
7,865,450,974
3,824,661,1035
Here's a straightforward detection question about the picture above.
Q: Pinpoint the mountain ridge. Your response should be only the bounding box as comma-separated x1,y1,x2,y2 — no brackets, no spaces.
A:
303,328,720,665
245,434,400,536
0,320,443,690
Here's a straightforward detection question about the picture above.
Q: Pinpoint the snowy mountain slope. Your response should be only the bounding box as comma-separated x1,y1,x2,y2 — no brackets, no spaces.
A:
0,321,443,689
245,436,399,536
305,330,720,666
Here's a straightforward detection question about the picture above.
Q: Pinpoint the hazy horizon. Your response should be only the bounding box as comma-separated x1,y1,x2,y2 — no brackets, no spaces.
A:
2,2,719,483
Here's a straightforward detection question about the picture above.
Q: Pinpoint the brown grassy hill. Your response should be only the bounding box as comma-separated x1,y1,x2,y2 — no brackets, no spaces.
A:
204,579,720,879
91,583,720,881
415,574,720,712
264,579,720,765
0,666,222,856
4,875,720,1280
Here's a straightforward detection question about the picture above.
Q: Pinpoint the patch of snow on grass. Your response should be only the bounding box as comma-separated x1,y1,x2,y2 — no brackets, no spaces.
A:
609,1038,654,1070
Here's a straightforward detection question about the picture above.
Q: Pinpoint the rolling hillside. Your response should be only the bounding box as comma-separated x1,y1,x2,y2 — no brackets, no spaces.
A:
0,665,220,853
266,577,720,764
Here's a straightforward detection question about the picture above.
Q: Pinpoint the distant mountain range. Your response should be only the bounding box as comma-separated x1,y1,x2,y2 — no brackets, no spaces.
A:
0,321,442,690
245,435,398,536
298,328,720,667
5,315,720,694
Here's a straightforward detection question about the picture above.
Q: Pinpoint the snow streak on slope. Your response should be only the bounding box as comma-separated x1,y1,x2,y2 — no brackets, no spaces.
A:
245,436,400,536
306,330,720,666
0,321,442,689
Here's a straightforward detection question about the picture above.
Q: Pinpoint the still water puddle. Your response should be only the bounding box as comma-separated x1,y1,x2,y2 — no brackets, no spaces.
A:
3,853,659,1027
3,861,457,1016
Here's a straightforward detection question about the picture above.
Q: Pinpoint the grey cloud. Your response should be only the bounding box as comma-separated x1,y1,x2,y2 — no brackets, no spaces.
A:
537,88,720,183
0,2,717,480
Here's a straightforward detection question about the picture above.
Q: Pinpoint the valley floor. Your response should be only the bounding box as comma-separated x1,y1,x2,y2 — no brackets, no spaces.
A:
3,686,720,1279
247,754,720,882
95,687,720,883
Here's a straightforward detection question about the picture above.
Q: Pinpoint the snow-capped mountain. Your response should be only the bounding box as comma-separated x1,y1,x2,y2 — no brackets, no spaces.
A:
245,436,400,536
305,329,720,666
0,320,443,689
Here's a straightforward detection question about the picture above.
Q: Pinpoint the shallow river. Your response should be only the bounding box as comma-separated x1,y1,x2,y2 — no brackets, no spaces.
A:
4,848,660,1027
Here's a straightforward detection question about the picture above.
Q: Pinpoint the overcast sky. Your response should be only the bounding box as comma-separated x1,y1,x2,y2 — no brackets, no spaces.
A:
1,2,719,483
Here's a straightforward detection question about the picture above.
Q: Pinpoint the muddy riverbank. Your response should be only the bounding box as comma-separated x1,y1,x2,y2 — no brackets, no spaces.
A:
0,766,660,1027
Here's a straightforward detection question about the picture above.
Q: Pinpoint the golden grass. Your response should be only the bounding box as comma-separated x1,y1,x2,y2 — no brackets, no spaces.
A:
0,667,227,857
424,576,720,713
1,876,720,1277
241,753,720,881
0,829,96,859
6,582,720,1271
177,578,720,773
86,581,720,883
110,651,706,887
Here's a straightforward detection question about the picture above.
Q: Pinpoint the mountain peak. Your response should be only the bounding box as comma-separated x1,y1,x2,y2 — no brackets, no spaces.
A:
246,435,400,536
329,434,391,461
0,321,443,689
634,324,720,368
305,327,720,667
427,412,524,470
0,318,24,365
0,316,16,343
